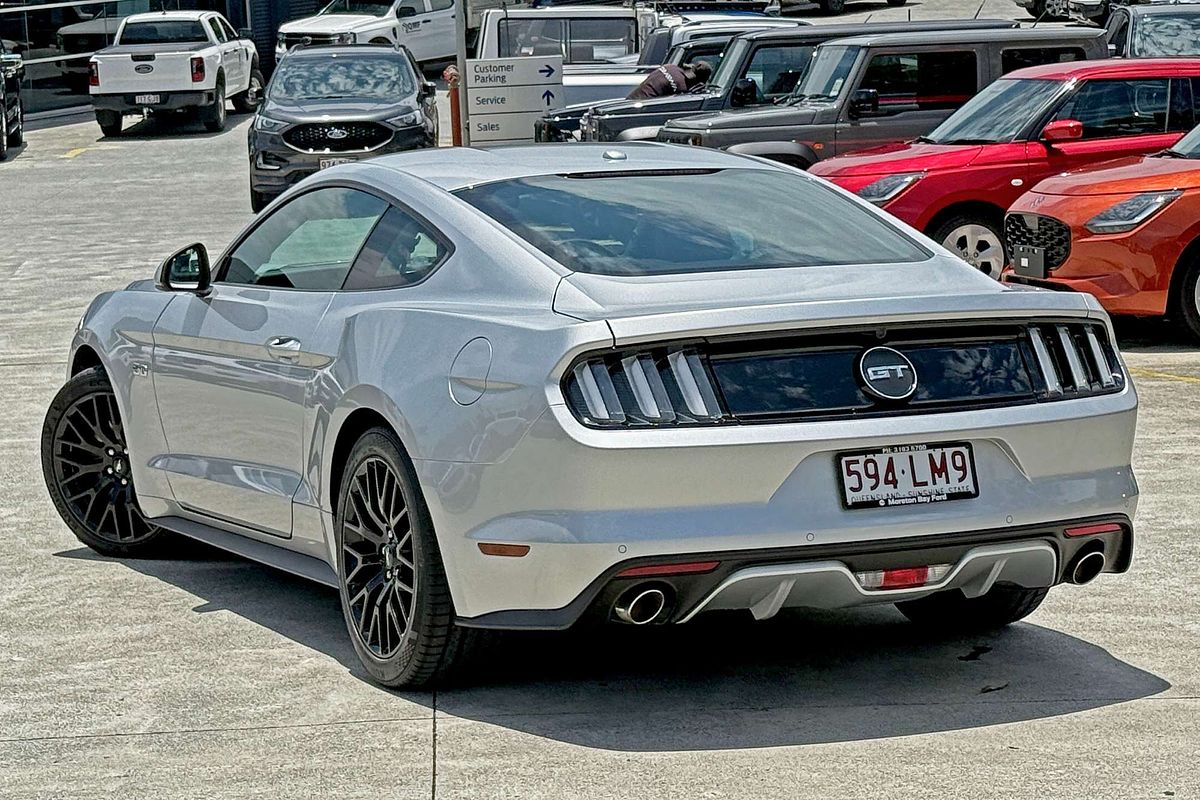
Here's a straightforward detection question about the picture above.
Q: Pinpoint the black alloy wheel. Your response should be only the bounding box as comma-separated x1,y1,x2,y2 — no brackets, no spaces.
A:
42,367,165,556
342,455,418,660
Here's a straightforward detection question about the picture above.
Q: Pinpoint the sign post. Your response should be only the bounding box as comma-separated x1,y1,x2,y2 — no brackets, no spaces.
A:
463,56,564,146
453,0,470,146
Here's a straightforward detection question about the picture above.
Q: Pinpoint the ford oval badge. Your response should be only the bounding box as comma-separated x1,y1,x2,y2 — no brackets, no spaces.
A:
135,64,154,74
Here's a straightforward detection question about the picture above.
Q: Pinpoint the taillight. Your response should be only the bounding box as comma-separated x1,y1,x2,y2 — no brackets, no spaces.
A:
191,56,205,83
1027,322,1125,398
564,347,726,428
88,61,99,87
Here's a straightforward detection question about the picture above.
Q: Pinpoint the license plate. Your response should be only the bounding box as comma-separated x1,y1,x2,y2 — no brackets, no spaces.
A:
1013,244,1046,279
319,157,355,169
134,94,160,105
838,442,978,510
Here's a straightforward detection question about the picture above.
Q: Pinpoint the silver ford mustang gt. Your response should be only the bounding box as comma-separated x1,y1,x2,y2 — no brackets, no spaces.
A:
42,144,1138,687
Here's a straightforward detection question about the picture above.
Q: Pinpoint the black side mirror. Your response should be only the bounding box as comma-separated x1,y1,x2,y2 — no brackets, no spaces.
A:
729,78,758,108
849,88,879,119
239,27,253,39
397,5,417,17
157,243,212,294
419,81,436,99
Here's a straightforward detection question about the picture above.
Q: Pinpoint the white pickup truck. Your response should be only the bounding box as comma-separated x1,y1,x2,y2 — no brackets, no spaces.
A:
89,11,263,136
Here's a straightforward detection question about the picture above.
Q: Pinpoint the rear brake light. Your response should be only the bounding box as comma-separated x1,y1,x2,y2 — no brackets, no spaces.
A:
1027,322,1124,398
88,61,99,87
855,564,952,591
615,561,720,578
1064,522,1122,538
191,56,205,83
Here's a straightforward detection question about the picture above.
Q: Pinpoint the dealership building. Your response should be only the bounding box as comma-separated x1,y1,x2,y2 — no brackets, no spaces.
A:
1,0,317,114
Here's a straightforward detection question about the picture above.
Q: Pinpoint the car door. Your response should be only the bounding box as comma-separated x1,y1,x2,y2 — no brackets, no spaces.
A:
835,47,981,156
418,0,456,63
394,0,437,62
151,186,389,537
207,15,242,95
1025,75,1193,184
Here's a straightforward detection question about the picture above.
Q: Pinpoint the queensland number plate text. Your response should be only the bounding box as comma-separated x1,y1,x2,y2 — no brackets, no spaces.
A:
839,442,977,509
319,157,355,169
134,94,160,104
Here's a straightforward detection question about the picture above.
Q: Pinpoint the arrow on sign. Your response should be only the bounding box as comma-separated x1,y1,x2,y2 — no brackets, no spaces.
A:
542,89,555,106
539,64,555,78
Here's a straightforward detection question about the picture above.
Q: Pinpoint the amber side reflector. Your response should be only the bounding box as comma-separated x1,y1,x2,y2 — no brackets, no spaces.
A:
478,543,530,557
616,561,720,578
1064,523,1123,538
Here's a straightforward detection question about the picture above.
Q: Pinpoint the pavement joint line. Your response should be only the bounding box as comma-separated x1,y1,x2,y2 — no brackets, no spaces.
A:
0,713,437,745
431,691,438,800
1128,366,1200,385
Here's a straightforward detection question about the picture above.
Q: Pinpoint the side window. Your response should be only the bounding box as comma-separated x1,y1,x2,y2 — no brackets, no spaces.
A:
344,207,450,290
1054,78,1170,139
567,19,636,63
223,188,388,289
429,0,453,10
208,18,228,43
498,19,565,58
397,0,424,16
1168,77,1196,132
744,45,814,101
858,50,977,114
1001,46,1086,74
1107,13,1129,56
220,18,240,40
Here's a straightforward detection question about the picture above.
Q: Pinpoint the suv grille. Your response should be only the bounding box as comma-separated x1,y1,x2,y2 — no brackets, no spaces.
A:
283,122,393,153
1005,214,1072,270
563,321,1125,428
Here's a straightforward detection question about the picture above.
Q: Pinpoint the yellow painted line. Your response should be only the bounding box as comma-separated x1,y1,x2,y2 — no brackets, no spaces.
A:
60,147,89,159
60,144,122,159
1128,366,1200,385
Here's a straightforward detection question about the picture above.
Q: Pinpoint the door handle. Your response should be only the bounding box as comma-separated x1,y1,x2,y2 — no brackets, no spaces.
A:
266,335,302,361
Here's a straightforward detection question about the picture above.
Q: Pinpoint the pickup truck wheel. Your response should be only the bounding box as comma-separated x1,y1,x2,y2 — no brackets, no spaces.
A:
895,585,1049,631
931,215,1006,279
95,109,123,137
201,77,227,132
7,97,22,147
41,367,168,558
817,0,846,13
232,69,264,114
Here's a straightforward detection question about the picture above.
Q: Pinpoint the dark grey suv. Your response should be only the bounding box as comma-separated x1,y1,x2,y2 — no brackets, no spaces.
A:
248,43,437,212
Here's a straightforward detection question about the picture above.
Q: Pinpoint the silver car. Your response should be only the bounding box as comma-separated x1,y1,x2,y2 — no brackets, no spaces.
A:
41,144,1138,688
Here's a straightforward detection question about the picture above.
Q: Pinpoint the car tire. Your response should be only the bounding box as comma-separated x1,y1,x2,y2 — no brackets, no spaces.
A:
334,427,483,688
930,213,1006,279
96,109,123,137
250,189,270,213
817,0,846,13
232,68,264,114
1173,254,1200,342
896,584,1049,630
7,97,22,147
0,105,8,161
201,76,227,132
41,366,169,558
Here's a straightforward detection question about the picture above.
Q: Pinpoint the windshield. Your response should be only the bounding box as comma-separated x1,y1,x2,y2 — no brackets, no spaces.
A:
456,169,930,276
706,38,749,94
923,78,1064,145
119,20,208,44
788,45,859,102
270,55,415,101
1133,13,1200,56
318,0,392,16
1167,124,1200,158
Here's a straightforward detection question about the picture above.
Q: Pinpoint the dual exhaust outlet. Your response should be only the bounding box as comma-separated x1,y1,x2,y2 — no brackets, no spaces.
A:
1069,549,1106,586
613,584,673,625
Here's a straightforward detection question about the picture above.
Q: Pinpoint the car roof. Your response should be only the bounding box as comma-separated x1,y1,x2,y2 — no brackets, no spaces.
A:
1004,56,1200,80
826,27,1106,47
281,43,414,60
740,19,1017,42
481,6,636,17
369,142,779,192
123,10,215,23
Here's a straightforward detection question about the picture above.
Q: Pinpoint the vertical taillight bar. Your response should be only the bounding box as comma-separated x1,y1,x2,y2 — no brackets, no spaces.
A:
1029,327,1062,397
1056,325,1088,391
1084,327,1117,389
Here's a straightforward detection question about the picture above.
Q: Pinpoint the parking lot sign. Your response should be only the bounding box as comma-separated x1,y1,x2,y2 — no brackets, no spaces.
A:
463,56,563,145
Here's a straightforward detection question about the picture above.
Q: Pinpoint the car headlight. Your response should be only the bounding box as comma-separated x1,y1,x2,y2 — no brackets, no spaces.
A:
856,173,923,206
1085,190,1181,234
334,32,356,44
387,110,420,127
254,115,288,132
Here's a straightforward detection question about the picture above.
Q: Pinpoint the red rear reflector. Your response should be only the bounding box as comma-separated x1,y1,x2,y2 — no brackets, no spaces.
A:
88,61,99,87
1064,523,1122,538
477,543,530,557
880,566,930,589
616,560,720,578
191,56,205,83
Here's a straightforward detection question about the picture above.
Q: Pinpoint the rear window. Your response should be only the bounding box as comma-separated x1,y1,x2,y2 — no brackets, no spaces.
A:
497,18,636,63
119,20,209,45
456,169,930,276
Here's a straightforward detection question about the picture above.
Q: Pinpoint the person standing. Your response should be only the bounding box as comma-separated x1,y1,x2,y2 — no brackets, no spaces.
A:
627,61,712,100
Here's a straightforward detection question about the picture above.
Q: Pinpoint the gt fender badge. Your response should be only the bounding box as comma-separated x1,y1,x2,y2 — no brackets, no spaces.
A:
858,346,918,402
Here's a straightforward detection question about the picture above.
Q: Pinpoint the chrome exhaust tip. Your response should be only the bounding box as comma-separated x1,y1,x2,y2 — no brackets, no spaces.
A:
613,586,668,625
1070,550,1106,585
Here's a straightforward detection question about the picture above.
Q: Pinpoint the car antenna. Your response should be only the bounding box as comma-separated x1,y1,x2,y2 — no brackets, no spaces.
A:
1031,6,1047,26
863,12,873,21
973,0,985,18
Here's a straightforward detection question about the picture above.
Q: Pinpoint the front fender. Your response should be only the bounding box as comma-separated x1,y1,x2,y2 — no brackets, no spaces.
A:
724,140,818,169
615,125,662,142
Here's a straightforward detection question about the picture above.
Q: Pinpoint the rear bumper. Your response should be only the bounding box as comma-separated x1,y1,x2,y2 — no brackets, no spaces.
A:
458,515,1135,629
91,90,215,113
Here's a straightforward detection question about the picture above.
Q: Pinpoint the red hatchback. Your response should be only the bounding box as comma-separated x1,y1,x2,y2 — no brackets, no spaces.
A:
809,59,1200,277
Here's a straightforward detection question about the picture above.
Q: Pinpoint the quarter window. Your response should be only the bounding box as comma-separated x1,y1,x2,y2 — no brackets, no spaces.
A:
1054,78,1174,139
1000,47,1087,73
858,50,978,113
223,188,388,289
344,207,450,289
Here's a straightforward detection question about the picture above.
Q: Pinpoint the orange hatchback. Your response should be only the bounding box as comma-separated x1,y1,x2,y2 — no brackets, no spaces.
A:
1004,124,1200,340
